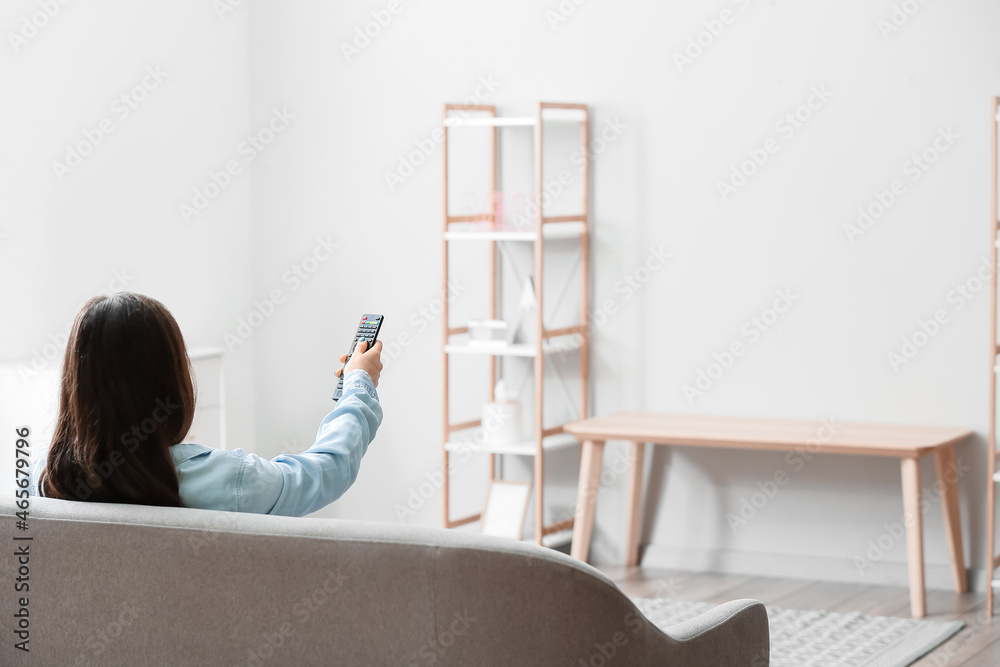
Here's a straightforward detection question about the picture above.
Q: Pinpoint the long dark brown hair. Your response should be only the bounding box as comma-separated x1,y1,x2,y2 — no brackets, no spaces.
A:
41,292,195,506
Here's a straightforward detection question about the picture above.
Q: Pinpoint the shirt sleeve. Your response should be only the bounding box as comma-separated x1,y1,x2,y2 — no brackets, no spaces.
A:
239,369,383,517
28,452,46,497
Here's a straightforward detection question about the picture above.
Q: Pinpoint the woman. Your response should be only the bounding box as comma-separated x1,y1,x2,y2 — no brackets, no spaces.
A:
31,292,383,516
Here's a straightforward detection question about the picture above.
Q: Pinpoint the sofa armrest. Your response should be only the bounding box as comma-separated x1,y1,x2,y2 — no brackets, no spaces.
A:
663,599,769,667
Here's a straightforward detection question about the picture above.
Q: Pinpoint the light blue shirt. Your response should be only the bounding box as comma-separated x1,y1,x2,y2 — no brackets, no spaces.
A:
30,369,382,517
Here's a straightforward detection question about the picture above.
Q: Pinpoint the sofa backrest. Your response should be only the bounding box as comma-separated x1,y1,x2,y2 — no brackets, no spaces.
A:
1,497,683,666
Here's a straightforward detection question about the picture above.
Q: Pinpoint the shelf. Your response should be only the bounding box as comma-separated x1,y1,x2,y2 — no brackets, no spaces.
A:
445,432,578,456
445,117,534,127
444,221,585,242
443,109,586,128
446,341,536,357
445,336,582,357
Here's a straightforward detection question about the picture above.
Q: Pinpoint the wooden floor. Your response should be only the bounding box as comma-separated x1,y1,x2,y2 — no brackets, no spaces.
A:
599,566,1000,666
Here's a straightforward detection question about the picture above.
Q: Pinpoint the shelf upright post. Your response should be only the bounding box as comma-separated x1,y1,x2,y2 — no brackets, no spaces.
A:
989,94,999,617
533,102,546,545
489,113,498,482
579,107,590,424
442,103,452,530
442,104,497,530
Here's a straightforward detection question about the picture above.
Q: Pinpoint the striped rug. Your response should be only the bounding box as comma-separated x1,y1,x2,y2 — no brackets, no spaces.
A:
633,597,964,667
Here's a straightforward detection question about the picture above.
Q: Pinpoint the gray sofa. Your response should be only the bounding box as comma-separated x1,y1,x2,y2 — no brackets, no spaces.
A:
0,497,768,665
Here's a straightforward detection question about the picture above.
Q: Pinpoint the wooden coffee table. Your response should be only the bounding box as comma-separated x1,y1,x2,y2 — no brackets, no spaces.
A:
565,411,972,618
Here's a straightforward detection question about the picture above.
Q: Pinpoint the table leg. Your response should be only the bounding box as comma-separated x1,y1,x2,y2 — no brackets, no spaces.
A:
901,457,926,618
934,444,968,593
625,442,646,567
571,439,606,563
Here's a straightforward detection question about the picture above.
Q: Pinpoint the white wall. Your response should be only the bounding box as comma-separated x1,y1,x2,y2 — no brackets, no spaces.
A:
3,0,998,591
0,0,257,484
245,0,1000,588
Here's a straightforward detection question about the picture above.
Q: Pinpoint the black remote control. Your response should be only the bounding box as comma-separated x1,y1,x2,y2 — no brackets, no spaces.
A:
332,314,384,401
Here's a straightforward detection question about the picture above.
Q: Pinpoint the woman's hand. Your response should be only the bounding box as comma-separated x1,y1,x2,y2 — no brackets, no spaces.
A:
336,339,383,387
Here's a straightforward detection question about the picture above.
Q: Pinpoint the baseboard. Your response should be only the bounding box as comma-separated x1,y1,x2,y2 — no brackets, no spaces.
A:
624,543,988,593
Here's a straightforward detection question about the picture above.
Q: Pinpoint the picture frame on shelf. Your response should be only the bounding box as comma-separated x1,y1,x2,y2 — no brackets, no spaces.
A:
480,481,532,541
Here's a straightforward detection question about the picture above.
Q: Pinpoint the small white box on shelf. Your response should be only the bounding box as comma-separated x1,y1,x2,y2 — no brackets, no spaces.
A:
467,320,511,346
481,402,521,446
481,380,521,446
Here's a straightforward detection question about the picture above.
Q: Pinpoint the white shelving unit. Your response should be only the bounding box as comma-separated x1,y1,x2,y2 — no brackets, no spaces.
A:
441,102,591,545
